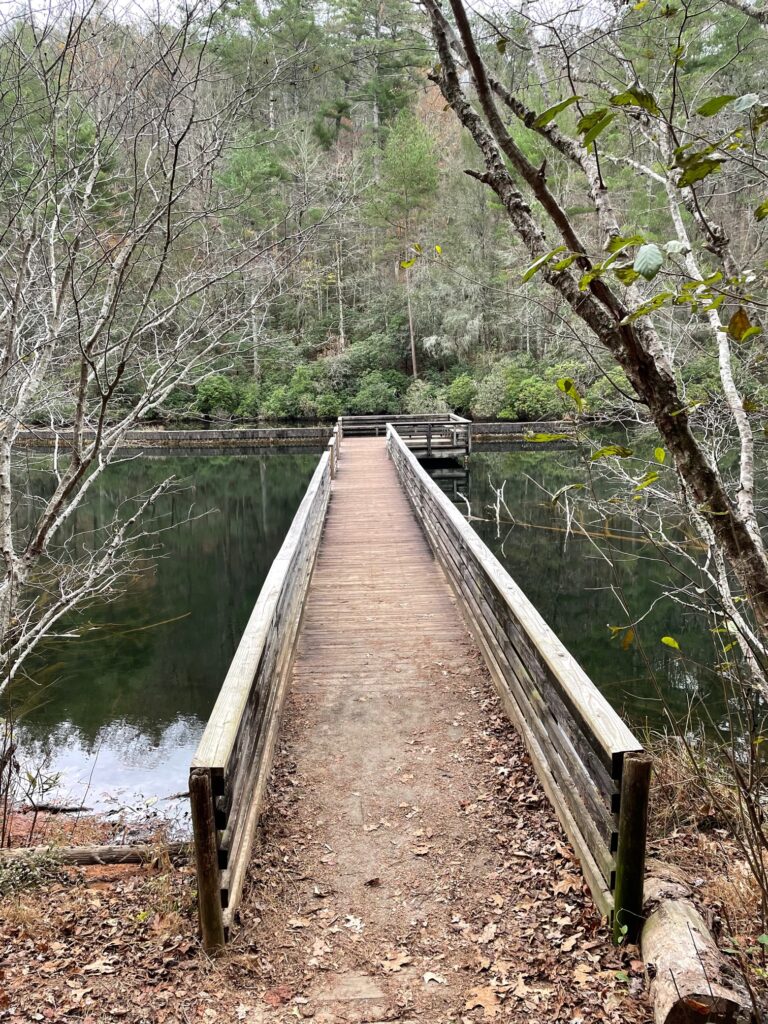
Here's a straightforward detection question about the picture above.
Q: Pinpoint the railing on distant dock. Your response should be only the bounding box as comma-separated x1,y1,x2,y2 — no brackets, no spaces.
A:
387,426,650,941
189,452,332,951
340,414,471,458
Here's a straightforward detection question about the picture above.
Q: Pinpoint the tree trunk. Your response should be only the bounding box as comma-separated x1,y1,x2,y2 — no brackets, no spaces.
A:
0,842,190,865
641,861,752,1024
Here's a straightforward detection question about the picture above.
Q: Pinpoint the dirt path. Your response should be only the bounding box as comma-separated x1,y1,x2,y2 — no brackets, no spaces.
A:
228,438,649,1023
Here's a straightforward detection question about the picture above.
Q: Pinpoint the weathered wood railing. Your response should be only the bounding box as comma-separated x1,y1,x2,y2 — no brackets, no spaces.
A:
387,426,650,939
327,421,341,478
340,413,469,437
393,417,471,456
189,452,332,950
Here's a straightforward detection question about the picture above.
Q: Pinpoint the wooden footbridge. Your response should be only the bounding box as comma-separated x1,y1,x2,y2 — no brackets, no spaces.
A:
190,417,650,953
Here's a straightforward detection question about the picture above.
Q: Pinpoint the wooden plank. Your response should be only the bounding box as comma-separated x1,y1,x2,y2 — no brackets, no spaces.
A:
189,768,226,952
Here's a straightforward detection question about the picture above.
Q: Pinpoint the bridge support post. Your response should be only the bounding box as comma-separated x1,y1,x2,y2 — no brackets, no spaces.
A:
613,751,652,944
190,767,226,953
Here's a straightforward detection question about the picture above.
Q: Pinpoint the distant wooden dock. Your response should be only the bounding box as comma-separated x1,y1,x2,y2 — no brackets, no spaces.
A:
190,418,648,952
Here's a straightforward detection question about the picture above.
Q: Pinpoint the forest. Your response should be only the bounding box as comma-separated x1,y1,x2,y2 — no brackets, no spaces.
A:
6,0,767,427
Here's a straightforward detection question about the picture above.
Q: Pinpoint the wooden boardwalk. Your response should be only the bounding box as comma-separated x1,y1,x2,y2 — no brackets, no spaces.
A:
293,436,467,688
233,435,641,1021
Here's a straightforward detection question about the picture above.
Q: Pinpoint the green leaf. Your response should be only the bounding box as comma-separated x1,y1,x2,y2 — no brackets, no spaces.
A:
400,258,416,269
607,233,646,253
613,265,641,285
615,971,631,983
758,934,768,946
733,92,760,113
696,95,736,116
661,636,680,649
533,95,581,129
496,37,507,54
611,87,661,116
654,447,666,464
621,290,674,323
633,243,664,280
556,377,584,412
677,159,724,187
583,111,616,146
526,432,570,442
552,253,580,271
664,240,689,255
551,483,585,504
634,469,659,490
522,246,566,283
742,326,762,342
434,244,442,255
578,268,602,290
755,198,768,222
591,444,633,460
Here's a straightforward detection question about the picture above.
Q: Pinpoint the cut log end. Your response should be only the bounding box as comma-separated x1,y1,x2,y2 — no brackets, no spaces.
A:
642,861,753,1024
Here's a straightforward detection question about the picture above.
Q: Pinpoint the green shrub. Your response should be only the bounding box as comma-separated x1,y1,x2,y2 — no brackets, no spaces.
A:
508,376,565,421
351,371,403,414
586,368,635,414
447,372,477,414
236,381,262,419
471,367,509,419
195,375,240,416
404,380,448,414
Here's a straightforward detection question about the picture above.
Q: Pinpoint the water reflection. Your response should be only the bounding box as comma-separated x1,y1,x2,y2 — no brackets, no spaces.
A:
433,449,721,730
12,453,319,809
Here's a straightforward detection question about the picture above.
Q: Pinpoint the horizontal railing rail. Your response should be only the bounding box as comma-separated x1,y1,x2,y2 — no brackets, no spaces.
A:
189,452,332,950
387,426,649,936
340,413,468,437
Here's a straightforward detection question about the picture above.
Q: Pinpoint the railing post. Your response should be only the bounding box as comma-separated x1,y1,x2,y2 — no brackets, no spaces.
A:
190,767,225,953
613,752,652,944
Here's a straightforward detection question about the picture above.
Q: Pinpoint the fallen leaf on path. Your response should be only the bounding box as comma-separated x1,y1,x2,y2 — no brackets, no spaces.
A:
411,845,431,856
464,985,500,1018
288,917,311,929
344,915,364,933
554,874,582,895
263,986,292,1007
381,950,413,974
423,972,447,985
83,959,116,975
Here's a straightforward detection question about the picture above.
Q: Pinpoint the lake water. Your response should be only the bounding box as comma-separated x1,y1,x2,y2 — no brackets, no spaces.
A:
12,453,318,817
448,447,720,730
11,443,718,816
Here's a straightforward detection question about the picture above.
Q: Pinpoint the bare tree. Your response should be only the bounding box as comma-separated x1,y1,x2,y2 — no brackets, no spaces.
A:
420,0,768,654
0,0,344,686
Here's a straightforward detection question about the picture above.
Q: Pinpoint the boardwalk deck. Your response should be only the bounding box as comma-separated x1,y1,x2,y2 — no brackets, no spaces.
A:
233,436,641,1021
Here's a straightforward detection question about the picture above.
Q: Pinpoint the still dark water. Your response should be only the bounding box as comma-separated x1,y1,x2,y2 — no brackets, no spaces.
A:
14,453,318,814
442,448,719,730
14,444,718,813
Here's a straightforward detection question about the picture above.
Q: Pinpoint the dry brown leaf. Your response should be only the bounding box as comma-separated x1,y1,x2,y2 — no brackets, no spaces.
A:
381,950,413,974
464,985,500,1018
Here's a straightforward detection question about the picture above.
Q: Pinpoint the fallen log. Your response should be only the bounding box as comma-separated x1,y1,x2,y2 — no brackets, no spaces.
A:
0,843,190,865
641,860,753,1024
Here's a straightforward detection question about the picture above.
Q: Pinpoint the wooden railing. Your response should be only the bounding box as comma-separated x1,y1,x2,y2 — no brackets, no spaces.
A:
327,421,341,478
387,427,650,939
392,418,471,455
340,413,469,438
189,452,332,950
